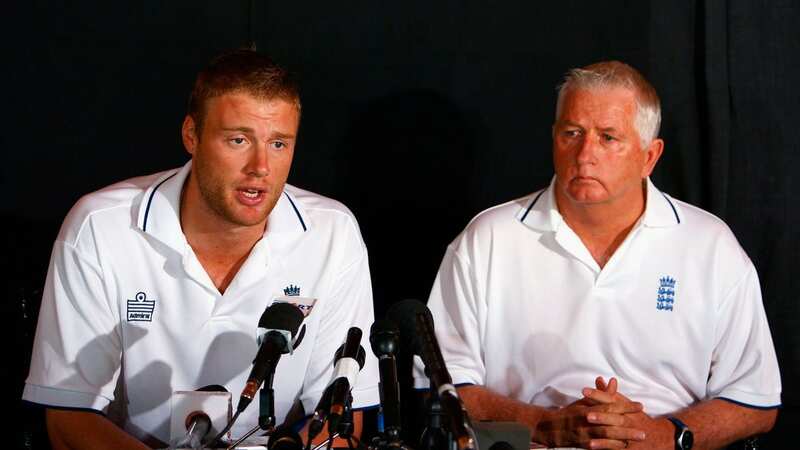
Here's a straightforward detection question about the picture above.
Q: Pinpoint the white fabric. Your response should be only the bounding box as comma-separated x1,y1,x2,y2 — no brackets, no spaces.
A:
414,177,781,416
23,161,379,444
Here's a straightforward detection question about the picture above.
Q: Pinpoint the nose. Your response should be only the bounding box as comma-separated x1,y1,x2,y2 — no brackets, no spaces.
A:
245,144,270,177
575,132,599,164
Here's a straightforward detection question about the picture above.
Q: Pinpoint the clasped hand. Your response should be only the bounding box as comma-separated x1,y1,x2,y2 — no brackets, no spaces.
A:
534,377,654,449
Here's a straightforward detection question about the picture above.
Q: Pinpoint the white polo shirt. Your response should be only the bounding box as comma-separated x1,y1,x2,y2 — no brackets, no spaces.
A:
414,177,781,416
23,161,380,444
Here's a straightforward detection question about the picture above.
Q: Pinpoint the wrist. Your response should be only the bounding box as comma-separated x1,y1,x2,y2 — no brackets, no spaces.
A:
666,416,694,450
645,418,678,450
531,407,557,447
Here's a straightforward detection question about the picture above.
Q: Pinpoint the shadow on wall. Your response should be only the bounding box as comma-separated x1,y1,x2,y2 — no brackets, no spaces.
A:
335,89,483,318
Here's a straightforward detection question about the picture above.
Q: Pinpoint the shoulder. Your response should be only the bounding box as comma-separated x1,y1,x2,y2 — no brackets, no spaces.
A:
285,184,358,219
58,170,175,246
660,193,753,271
448,190,544,257
670,196,745,246
283,184,365,245
460,191,542,239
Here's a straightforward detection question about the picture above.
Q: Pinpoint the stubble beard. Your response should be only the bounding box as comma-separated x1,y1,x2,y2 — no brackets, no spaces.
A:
194,163,270,228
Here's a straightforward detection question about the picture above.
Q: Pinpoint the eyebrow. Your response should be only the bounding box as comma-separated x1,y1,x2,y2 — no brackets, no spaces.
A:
557,120,583,128
221,127,296,139
270,131,296,140
558,121,621,133
598,127,620,133
222,127,255,133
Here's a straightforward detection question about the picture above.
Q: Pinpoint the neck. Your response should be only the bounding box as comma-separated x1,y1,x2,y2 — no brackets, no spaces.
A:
556,183,647,268
179,178,266,293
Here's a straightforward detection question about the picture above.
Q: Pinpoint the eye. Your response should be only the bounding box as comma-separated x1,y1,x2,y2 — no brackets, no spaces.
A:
563,129,581,138
229,137,248,145
601,133,617,142
272,141,287,150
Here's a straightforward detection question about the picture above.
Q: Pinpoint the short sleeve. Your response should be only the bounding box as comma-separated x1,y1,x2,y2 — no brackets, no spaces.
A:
23,240,123,411
414,243,485,389
707,263,781,408
299,248,380,413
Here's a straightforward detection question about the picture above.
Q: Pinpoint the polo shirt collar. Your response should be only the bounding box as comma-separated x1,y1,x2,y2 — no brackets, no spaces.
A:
518,176,682,231
516,176,564,231
137,160,310,252
640,178,683,227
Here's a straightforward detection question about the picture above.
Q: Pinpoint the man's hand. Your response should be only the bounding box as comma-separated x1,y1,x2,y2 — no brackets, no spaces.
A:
535,382,646,449
582,377,674,450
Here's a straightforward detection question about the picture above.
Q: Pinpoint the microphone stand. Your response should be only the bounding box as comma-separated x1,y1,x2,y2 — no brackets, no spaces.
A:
333,394,356,450
310,393,361,450
259,371,277,430
418,392,450,450
367,394,416,450
226,372,278,450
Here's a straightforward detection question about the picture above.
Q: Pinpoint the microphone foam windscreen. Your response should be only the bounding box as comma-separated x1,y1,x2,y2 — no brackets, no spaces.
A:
260,302,305,334
386,299,431,355
369,319,400,357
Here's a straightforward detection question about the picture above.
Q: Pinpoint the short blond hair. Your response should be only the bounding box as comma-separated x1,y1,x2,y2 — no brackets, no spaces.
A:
556,61,660,148
187,49,301,136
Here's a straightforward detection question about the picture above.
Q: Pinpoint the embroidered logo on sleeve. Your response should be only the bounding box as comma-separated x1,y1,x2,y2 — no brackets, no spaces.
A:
127,292,156,322
656,276,676,311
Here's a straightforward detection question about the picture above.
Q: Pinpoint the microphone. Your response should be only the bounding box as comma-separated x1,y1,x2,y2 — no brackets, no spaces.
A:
170,385,228,450
389,299,477,450
327,327,366,433
369,320,402,440
238,302,305,414
307,327,366,441
182,412,212,450
267,425,304,450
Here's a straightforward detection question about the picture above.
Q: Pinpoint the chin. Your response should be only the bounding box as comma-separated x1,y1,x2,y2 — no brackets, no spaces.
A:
567,189,608,204
223,207,269,228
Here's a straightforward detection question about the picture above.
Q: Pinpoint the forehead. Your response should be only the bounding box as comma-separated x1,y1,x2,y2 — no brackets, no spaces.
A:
204,92,299,126
558,86,638,125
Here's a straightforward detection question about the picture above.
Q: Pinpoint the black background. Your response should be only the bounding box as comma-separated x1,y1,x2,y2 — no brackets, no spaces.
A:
5,1,799,447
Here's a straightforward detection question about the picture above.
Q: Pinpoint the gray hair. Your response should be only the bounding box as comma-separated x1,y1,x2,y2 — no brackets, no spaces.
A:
555,61,661,148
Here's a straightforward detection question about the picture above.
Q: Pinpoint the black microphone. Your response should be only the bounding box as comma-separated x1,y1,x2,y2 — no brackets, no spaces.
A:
369,320,402,440
238,302,305,414
389,299,477,450
307,327,366,441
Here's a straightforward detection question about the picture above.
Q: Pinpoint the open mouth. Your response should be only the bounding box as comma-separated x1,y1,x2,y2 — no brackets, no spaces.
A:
236,188,266,205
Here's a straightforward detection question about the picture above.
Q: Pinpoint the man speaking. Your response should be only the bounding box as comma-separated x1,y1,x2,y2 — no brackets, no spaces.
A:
23,49,378,449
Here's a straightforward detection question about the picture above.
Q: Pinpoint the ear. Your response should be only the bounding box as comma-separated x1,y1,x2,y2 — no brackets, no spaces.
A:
641,138,664,178
182,116,199,155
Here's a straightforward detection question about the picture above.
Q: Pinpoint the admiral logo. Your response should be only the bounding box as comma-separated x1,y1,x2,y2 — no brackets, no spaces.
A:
283,284,301,296
656,276,676,311
127,292,156,322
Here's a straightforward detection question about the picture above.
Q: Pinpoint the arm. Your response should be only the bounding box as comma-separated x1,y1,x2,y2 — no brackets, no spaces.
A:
458,385,646,449
26,240,132,448
584,378,777,450
46,409,151,450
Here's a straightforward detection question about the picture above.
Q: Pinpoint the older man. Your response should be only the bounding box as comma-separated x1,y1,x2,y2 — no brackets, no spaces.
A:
415,61,780,449
23,49,379,449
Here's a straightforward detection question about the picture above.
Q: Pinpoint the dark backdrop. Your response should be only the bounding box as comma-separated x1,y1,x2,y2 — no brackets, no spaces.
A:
5,0,799,447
